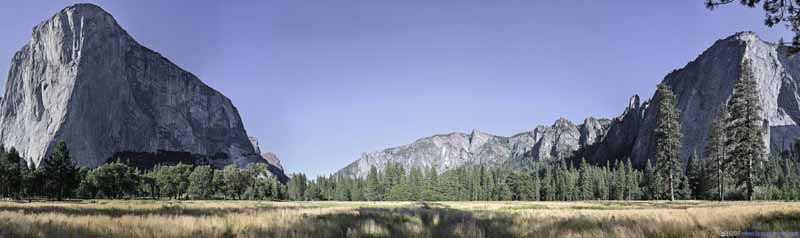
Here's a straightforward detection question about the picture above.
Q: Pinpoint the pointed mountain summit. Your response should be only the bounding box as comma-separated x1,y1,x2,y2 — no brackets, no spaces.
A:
625,31,800,167
579,31,800,167
0,4,285,181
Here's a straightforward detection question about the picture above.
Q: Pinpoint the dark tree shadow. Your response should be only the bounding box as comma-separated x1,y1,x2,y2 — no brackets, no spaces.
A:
0,203,305,218
276,202,515,238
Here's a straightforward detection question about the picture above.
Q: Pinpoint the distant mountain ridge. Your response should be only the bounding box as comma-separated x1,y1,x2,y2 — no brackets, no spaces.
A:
338,117,611,177
338,31,800,176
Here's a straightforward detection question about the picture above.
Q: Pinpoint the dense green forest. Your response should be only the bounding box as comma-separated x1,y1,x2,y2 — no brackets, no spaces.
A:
1,141,798,201
1,59,799,202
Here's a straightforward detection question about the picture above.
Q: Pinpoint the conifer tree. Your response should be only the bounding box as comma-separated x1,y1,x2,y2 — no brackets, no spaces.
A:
578,158,592,200
654,83,682,201
365,166,382,201
686,150,707,199
726,59,766,201
678,173,691,199
42,141,79,200
480,166,494,200
614,160,626,200
0,147,25,199
643,159,655,200
707,107,729,201
625,158,639,200
531,171,541,201
423,166,439,201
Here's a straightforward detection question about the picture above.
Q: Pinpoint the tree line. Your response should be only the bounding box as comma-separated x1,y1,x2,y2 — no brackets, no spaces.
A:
281,148,799,202
0,141,288,200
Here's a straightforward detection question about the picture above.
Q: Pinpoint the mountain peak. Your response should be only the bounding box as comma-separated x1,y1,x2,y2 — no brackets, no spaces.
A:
39,3,123,35
64,3,107,13
553,117,575,128
719,31,767,46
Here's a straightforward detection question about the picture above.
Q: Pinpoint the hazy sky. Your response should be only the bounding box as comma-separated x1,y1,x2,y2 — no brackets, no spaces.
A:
0,1,792,176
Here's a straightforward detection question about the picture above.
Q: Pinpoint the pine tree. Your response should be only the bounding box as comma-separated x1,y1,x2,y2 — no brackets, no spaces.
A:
531,171,541,201
365,166,382,201
686,150,706,199
541,167,555,201
614,160,626,200
595,167,609,200
304,180,322,201
1,147,25,199
625,158,639,200
726,59,766,201
287,173,308,200
707,107,729,201
409,167,424,201
578,158,592,200
654,83,682,201
42,141,79,200
496,180,513,201
678,173,691,200
644,159,655,200
422,166,439,201
480,166,494,200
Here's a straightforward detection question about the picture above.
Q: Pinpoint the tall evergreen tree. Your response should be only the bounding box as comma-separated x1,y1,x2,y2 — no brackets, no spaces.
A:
613,160,626,200
654,83,682,201
625,158,639,200
687,150,707,199
42,141,79,200
287,173,308,200
365,166,382,201
643,159,655,200
578,158,592,200
726,59,766,201
707,107,729,201
422,166,439,201
1,147,25,199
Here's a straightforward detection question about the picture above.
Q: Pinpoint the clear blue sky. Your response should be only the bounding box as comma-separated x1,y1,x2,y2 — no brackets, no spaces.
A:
0,1,792,176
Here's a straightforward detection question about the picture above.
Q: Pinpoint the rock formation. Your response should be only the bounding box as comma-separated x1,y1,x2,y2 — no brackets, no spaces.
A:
0,4,282,179
623,32,798,167
248,136,284,170
338,118,611,178
338,31,800,176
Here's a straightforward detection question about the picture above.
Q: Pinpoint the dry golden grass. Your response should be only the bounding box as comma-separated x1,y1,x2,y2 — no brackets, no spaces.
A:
0,200,798,237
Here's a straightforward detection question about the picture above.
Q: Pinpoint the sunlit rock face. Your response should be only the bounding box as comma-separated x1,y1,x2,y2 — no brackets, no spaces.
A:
593,32,799,167
337,118,611,178
0,4,270,172
249,136,284,170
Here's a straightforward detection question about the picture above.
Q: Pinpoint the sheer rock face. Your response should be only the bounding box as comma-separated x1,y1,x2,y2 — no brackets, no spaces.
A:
593,32,799,168
338,118,611,178
261,152,283,171
0,4,265,169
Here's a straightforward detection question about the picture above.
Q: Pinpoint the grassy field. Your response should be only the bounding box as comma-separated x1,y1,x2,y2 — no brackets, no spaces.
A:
0,200,798,237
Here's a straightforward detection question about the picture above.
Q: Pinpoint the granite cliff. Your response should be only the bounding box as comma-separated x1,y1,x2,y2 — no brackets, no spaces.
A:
0,4,284,180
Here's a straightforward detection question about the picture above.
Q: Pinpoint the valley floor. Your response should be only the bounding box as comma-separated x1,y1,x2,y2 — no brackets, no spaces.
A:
0,200,798,237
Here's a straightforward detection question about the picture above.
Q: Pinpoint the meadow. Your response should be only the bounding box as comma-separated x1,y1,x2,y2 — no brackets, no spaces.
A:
0,200,798,238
